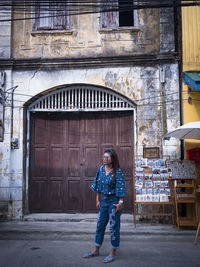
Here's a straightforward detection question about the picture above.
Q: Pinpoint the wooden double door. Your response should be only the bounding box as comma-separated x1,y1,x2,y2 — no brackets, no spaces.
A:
29,111,134,213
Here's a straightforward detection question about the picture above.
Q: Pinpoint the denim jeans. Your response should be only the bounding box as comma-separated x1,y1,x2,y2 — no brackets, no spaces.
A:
94,194,123,249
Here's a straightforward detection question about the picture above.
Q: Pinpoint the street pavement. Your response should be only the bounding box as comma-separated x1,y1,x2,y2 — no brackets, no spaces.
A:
0,213,199,267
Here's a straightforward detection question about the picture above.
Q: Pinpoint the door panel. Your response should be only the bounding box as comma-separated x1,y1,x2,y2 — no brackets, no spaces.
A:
49,148,63,177
49,119,64,146
84,180,97,211
29,180,47,211
29,111,134,213
67,180,81,212
34,117,48,145
85,147,99,177
33,148,49,177
123,180,133,212
68,116,81,144
85,115,98,144
119,113,132,144
49,180,63,211
102,113,116,145
68,148,81,177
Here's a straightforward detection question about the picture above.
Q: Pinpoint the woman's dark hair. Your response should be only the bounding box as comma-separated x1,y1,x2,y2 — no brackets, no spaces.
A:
104,149,120,180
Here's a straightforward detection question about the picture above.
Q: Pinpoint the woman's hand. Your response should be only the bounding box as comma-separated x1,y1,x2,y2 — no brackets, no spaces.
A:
95,192,101,210
96,200,101,210
96,193,101,210
113,202,123,213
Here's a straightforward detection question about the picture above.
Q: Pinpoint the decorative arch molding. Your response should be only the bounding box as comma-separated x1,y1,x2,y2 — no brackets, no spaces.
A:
28,84,136,112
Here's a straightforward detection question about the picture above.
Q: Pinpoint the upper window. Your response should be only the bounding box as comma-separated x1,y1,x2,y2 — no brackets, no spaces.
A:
100,0,135,29
35,0,70,31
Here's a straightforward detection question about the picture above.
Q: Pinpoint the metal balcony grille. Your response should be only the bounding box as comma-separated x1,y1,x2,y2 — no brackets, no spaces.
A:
28,85,135,112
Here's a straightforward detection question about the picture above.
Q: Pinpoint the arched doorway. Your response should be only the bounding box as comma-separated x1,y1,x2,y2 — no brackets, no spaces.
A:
27,84,136,213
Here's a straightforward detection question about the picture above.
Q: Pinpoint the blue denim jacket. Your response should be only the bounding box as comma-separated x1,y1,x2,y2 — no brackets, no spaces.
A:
91,165,126,197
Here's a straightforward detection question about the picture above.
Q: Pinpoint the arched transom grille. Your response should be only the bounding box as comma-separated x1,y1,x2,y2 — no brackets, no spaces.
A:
28,86,135,111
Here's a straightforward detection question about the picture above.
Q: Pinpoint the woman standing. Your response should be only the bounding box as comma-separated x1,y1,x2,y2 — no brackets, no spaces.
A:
83,149,126,263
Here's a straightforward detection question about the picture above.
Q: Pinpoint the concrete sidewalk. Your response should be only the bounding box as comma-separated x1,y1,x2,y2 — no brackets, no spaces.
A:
0,214,199,267
0,213,197,242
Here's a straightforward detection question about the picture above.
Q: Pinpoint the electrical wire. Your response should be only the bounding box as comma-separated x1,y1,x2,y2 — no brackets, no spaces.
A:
1,2,199,108
0,0,199,22
3,82,200,105
5,90,179,99
4,97,198,106
3,88,178,101
3,87,200,102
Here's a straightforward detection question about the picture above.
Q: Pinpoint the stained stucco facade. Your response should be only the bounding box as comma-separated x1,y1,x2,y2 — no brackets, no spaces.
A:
0,2,181,218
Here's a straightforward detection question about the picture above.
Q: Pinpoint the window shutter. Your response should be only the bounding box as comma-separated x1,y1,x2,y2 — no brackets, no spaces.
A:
51,2,70,30
35,0,51,30
35,1,70,31
101,0,118,29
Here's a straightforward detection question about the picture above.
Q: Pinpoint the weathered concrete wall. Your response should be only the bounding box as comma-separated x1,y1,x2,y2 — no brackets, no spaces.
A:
0,3,13,218
0,5,180,218
6,63,179,217
0,70,23,218
0,64,180,218
12,8,162,58
0,4,12,58
160,8,175,52
13,64,180,153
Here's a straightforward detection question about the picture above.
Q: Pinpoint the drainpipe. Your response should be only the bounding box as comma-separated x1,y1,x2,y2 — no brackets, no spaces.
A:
10,85,18,150
159,66,166,158
174,5,184,159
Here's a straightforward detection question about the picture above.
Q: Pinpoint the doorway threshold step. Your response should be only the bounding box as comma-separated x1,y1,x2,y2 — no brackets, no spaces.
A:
23,213,134,223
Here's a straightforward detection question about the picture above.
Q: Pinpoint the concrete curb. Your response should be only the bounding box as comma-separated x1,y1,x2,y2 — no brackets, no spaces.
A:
0,222,196,236
0,214,197,242
0,230,196,236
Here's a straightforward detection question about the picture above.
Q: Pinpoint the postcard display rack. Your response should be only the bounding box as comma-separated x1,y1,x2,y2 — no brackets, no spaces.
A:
168,160,198,230
134,158,173,226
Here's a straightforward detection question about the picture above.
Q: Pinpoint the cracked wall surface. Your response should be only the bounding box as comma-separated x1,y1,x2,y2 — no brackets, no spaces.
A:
0,67,180,219
12,64,180,157
0,5,180,218
0,4,11,58
12,8,162,58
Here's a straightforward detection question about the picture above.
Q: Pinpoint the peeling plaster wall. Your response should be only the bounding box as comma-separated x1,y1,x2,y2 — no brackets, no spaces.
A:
1,64,180,218
0,1,23,215
13,64,180,153
160,8,175,52
0,4,12,58
0,70,23,219
0,3,13,217
0,5,180,218
12,8,161,58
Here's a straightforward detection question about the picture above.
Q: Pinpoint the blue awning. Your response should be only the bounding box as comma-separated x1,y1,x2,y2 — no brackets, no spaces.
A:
184,71,200,91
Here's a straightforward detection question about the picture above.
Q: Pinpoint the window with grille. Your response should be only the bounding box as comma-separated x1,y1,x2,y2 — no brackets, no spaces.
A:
100,0,135,29
35,0,70,31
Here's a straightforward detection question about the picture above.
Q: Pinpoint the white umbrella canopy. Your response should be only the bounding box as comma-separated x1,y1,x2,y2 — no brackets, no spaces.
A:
165,121,200,140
